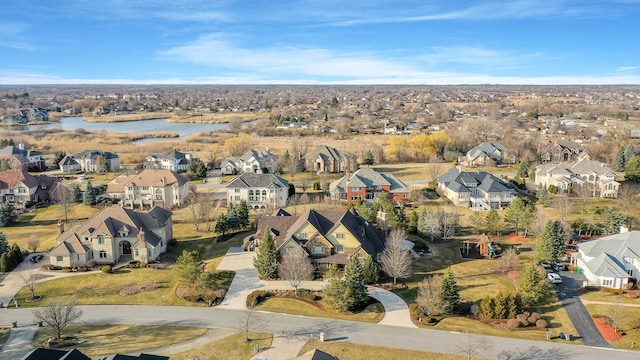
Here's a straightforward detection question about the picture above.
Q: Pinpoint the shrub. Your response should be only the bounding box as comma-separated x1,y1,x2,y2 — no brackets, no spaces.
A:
101,265,112,274
548,185,558,194
246,290,270,307
603,287,624,295
409,303,423,321
296,288,316,301
87,259,97,268
528,312,541,323
536,319,548,328
140,262,147,268
507,319,521,329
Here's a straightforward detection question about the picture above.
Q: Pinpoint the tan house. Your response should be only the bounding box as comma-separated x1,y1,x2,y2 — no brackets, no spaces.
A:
0,170,60,210
540,140,590,163
304,145,357,173
534,159,619,198
106,169,190,209
254,208,386,268
49,206,173,267
437,167,516,210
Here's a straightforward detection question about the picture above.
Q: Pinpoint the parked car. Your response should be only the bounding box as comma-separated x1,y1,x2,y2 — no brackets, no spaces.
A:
552,260,565,271
30,254,44,263
547,273,563,284
539,261,553,272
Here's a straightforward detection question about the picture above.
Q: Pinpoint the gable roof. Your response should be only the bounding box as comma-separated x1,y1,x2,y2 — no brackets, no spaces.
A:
98,354,169,360
22,348,91,360
578,230,640,278
330,168,410,194
536,159,617,179
71,149,119,160
107,169,188,193
438,167,514,195
306,145,355,163
0,169,39,189
239,148,275,162
226,173,289,189
294,348,338,360
467,142,507,161
148,149,188,161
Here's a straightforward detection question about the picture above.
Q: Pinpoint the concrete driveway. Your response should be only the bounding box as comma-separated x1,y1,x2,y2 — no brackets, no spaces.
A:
555,270,610,347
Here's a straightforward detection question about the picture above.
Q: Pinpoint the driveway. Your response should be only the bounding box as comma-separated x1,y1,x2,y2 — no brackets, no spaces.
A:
556,270,610,347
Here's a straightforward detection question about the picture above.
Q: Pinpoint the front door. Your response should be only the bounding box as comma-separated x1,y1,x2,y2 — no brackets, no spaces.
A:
122,241,132,255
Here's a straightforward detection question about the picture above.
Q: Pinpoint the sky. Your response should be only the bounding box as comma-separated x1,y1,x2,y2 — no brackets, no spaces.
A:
0,0,639,85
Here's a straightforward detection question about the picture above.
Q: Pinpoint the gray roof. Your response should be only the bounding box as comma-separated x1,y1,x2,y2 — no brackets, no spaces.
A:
438,167,514,195
239,148,275,162
72,150,119,160
226,173,289,189
467,142,507,161
22,348,91,360
330,168,409,194
578,231,640,278
306,145,355,163
536,159,617,178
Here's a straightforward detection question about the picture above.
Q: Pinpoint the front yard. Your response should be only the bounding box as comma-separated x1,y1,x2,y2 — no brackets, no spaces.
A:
254,296,385,323
584,304,640,350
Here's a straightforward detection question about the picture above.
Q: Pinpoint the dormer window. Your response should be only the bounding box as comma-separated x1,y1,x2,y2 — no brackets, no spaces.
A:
97,235,105,244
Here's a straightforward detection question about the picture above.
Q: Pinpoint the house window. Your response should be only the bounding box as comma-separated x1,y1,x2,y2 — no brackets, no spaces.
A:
602,279,613,287
336,245,344,253
142,186,149,190
135,249,139,256
336,233,345,239
234,196,240,201
628,270,634,277
313,246,324,254
98,235,105,244
235,189,240,193
299,233,307,239
99,250,107,258
56,256,63,262
351,194,361,201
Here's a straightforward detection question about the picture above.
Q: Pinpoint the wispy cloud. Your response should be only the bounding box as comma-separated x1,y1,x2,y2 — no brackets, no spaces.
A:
0,22,36,51
615,66,639,73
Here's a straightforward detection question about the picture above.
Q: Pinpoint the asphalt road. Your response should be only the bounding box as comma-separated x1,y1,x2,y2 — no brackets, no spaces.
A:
555,270,611,348
6,305,638,360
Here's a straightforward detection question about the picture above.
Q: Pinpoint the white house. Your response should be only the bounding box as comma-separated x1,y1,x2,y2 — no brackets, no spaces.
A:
144,150,192,172
535,159,619,198
221,148,279,175
572,229,639,289
106,169,190,209
59,150,120,173
226,173,289,210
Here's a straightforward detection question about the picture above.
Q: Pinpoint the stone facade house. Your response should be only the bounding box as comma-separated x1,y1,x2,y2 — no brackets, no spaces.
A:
226,173,289,210
144,150,192,172
437,167,515,210
534,159,619,198
254,207,386,268
465,142,514,166
221,148,279,175
49,205,173,267
59,150,120,172
329,168,410,204
106,169,190,209
540,140,590,163
0,143,46,171
304,145,356,173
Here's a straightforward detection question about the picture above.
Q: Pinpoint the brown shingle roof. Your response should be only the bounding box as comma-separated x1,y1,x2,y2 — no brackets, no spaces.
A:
107,169,188,193
0,169,39,189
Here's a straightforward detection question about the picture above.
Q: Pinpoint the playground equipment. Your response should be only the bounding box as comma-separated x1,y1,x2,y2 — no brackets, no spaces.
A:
477,234,497,258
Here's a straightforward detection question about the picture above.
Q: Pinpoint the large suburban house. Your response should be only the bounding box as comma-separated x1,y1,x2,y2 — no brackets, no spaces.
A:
437,167,516,210
0,170,60,210
464,142,515,166
540,139,590,163
106,169,190,209
254,207,386,268
572,228,639,289
534,159,619,198
304,145,357,173
49,205,173,267
226,173,289,210
144,150,192,172
329,168,410,204
221,148,279,175
59,150,120,172
0,144,46,171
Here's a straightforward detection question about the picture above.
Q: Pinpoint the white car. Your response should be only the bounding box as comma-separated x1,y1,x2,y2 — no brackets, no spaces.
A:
547,273,563,284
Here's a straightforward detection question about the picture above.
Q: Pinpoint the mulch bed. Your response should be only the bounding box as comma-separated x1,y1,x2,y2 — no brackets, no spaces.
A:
593,317,623,340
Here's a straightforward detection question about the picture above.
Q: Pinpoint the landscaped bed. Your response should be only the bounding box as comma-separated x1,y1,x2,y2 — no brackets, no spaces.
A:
585,304,640,350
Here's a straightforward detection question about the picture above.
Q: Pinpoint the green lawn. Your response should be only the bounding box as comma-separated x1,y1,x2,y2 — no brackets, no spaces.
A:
297,339,481,360
255,297,384,323
33,324,206,357
585,304,640,350
170,332,272,360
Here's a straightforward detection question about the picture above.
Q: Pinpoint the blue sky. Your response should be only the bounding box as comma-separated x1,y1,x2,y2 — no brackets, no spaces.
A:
0,0,639,84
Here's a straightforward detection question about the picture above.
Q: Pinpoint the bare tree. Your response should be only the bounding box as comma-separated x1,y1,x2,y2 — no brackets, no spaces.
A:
457,333,492,360
27,235,40,253
415,275,446,320
57,184,73,224
278,247,314,295
552,196,575,222
574,183,595,212
238,304,266,343
186,189,201,231
18,268,39,301
618,183,640,219
497,247,520,274
379,229,413,284
426,162,442,183
33,298,83,339
197,192,213,231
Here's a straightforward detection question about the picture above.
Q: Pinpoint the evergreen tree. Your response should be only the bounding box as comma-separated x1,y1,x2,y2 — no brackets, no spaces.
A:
517,156,533,178
176,250,202,286
0,252,8,273
625,155,640,182
343,257,368,311
83,180,96,206
407,210,419,234
602,208,627,236
478,297,495,319
0,232,9,254
72,183,83,203
614,147,627,171
10,243,23,263
226,203,240,231
504,197,536,237
214,213,230,235
535,220,567,261
363,150,375,167
323,271,349,312
537,184,550,206
493,291,507,319
236,200,250,230
362,256,380,285
441,269,460,314
253,229,278,279
0,201,16,227
484,209,502,236
394,205,408,231
518,263,552,306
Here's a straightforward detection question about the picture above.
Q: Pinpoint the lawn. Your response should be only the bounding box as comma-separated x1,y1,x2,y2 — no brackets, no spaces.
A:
32,324,207,357
431,300,579,343
170,332,272,360
585,304,640,350
581,290,640,304
255,297,384,323
297,339,477,360
174,230,250,271
0,329,9,350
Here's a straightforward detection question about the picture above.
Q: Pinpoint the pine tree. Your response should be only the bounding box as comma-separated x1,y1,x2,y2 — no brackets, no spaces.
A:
72,183,83,203
441,269,460,314
484,209,501,236
517,156,532,178
0,232,9,254
407,210,419,234
323,272,349,312
83,180,96,206
214,213,230,235
0,252,8,273
535,220,567,261
505,294,520,319
537,184,550,206
236,200,250,229
253,229,278,279
478,297,495,319
493,291,507,319
614,147,627,171
0,201,16,227
343,256,368,311
10,243,22,263
518,263,552,306
363,150,375,167
362,256,380,285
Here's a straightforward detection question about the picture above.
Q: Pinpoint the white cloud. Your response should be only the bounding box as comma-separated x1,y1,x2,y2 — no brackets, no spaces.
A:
615,66,639,73
0,22,36,51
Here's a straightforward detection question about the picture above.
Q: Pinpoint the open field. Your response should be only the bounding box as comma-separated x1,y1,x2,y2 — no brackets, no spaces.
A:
297,339,478,360
32,324,207,357
585,304,640,350
170,332,272,360
255,297,384,323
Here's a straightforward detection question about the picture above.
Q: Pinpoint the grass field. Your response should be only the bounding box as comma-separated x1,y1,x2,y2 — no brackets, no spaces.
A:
581,290,640,304
255,297,384,323
170,332,272,360
585,304,640,350
297,339,479,360
32,324,206,357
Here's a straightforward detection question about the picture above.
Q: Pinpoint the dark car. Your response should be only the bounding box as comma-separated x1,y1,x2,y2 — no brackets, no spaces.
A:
30,254,44,263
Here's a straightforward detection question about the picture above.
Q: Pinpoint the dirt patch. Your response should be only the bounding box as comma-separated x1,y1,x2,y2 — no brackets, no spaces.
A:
120,281,162,296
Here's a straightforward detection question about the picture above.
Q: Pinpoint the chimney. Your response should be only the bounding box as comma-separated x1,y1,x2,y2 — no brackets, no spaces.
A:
57,219,64,234
18,143,25,151
620,225,629,234
138,227,147,248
